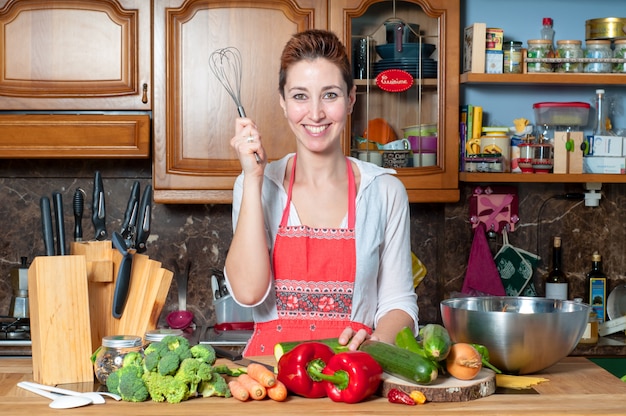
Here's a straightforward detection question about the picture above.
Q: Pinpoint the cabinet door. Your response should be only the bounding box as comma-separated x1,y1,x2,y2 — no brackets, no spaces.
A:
0,0,151,110
153,0,326,203
329,0,460,203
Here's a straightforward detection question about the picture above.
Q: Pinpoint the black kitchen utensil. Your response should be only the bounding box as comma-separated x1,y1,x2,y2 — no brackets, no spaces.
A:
52,192,67,255
40,197,55,256
111,231,133,319
120,181,140,249
134,184,152,253
73,188,85,242
92,171,107,241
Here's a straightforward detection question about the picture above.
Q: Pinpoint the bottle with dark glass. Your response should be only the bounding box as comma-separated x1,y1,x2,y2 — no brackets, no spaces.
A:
544,236,568,300
586,251,607,323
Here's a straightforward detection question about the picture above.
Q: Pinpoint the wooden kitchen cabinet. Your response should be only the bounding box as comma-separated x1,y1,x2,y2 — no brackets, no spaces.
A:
153,0,459,203
0,0,151,158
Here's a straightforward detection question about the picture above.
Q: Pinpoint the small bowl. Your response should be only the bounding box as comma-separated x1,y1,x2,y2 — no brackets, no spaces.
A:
376,43,436,60
441,296,590,374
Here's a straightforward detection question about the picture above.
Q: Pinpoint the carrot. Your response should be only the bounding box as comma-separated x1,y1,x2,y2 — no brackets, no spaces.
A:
266,379,288,402
238,373,267,400
228,380,250,402
246,363,276,388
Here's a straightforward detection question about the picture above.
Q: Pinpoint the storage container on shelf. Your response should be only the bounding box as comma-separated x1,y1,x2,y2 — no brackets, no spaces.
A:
584,40,613,73
533,102,591,127
613,39,626,73
527,39,554,72
555,40,583,73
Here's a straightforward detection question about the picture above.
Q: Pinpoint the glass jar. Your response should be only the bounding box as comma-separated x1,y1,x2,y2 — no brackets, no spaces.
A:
578,311,599,345
93,335,143,384
555,40,583,73
145,328,183,345
527,39,554,72
503,41,523,73
584,40,613,73
613,39,626,73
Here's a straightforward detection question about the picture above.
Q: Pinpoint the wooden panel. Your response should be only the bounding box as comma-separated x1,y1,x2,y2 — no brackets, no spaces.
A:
0,114,150,158
0,0,150,110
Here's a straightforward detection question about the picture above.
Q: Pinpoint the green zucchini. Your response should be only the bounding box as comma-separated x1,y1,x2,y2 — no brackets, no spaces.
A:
419,324,452,361
273,338,348,362
358,340,438,385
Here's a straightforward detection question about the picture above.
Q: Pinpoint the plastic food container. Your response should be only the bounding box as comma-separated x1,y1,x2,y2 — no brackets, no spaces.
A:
533,102,590,126
214,294,253,324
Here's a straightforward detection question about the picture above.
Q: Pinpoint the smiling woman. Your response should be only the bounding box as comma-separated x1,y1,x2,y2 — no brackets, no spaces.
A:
224,29,418,358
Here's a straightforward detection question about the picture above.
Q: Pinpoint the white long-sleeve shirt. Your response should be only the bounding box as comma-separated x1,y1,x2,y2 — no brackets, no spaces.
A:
226,154,418,332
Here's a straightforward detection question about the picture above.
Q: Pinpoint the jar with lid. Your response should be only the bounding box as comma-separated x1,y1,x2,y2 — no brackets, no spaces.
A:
144,328,184,346
93,335,143,384
584,40,613,73
555,40,583,73
613,39,626,73
527,39,554,72
577,310,599,345
503,41,523,73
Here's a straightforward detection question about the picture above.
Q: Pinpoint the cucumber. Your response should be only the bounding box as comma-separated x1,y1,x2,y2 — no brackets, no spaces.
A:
395,326,428,358
358,340,438,385
273,338,348,362
419,323,452,361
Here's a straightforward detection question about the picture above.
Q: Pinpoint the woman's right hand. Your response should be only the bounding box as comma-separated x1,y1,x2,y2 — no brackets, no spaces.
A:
231,117,266,175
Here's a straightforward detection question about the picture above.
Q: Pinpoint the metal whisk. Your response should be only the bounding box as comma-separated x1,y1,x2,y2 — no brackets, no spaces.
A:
209,46,260,163
209,47,247,117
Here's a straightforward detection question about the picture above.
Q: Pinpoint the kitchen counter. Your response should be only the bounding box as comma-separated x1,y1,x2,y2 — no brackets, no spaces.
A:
2,356,626,415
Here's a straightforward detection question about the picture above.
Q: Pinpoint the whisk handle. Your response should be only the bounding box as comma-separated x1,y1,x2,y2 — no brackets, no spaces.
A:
237,106,246,118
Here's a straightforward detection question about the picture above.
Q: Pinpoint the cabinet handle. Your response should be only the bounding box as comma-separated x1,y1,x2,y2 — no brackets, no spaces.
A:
142,83,148,104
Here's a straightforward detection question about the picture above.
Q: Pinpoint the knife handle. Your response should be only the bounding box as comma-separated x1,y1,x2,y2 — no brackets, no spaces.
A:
135,184,152,253
52,192,67,256
92,171,107,240
40,197,55,256
112,254,132,318
120,181,140,246
73,188,84,241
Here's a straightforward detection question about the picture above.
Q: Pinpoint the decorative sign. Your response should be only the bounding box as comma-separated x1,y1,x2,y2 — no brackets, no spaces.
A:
375,69,414,92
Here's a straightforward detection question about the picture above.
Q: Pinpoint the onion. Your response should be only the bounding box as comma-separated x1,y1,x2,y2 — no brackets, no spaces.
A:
446,343,482,380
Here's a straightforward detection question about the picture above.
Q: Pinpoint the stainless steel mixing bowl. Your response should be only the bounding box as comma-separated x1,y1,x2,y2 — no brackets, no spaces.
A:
441,296,590,375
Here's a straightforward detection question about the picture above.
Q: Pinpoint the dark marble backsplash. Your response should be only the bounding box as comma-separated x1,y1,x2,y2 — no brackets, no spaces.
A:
2,159,625,329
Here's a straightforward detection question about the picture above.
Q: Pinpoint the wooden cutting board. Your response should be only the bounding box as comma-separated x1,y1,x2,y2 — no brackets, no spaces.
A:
380,368,496,402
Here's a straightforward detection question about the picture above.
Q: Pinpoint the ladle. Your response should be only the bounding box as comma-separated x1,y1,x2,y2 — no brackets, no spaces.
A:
17,381,92,409
166,261,194,329
20,381,121,403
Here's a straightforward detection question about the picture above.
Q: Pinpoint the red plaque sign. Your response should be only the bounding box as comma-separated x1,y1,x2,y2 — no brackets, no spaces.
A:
375,69,414,92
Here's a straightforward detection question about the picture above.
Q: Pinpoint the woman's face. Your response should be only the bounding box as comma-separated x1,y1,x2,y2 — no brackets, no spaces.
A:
280,58,356,155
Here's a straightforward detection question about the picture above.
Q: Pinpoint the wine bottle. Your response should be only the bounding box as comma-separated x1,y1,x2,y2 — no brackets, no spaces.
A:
544,236,568,300
586,251,607,323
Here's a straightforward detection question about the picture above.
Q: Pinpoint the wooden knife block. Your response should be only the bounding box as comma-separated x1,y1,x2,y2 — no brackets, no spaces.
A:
28,255,94,385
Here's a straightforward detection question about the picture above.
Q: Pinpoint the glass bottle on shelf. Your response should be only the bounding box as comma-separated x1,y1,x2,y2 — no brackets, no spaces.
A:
586,251,607,323
544,236,568,300
540,17,555,49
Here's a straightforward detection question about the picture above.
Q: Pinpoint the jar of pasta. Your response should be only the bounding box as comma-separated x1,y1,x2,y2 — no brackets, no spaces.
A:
584,40,612,73
527,39,554,72
555,40,583,73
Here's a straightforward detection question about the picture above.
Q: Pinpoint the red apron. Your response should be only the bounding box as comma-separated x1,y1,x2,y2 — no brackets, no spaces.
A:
243,155,371,356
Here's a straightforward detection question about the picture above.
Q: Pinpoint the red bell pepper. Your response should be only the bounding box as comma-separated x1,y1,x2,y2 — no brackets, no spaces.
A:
310,351,383,404
276,341,335,398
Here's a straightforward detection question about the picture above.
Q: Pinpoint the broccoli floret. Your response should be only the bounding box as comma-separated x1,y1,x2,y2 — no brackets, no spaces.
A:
174,358,215,397
143,341,170,373
122,351,144,369
161,335,192,360
106,369,121,395
144,340,169,357
117,365,149,402
157,350,180,376
190,344,216,365
199,373,232,398
143,350,160,373
212,363,246,377
142,371,189,404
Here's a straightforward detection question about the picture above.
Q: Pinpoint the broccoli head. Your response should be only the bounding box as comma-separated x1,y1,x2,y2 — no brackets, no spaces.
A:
157,350,180,376
174,358,215,397
117,365,149,402
161,335,192,360
190,344,216,365
122,351,144,369
199,373,232,398
142,371,190,404
106,369,121,395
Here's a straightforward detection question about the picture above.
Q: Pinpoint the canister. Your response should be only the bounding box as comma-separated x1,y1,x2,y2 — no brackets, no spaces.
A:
93,335,143,384
503,41,523,73
527,39,554,72
555,40,583,73
480,130,511,172
613,39,626,73
584,40,613,73
532,143,553,173
586,18,626,40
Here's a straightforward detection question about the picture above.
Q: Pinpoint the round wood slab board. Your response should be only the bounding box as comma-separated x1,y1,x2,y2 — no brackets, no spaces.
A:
379,369,496,402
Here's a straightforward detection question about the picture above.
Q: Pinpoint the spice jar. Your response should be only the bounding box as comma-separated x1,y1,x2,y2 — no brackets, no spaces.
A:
578,311,599,345
613,39,626,73
503,41,523,73
584,40,613,73
555,40,583,73
144,328,183,345
527,39,554,72
93,335,143,384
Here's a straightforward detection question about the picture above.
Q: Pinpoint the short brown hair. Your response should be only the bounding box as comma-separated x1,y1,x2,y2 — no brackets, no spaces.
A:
278,29,354,97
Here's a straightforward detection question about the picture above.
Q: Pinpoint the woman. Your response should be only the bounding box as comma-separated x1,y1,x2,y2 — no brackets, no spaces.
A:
224,29,417,357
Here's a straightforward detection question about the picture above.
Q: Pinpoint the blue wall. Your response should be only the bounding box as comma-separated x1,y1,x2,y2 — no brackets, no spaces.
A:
461,0,625,134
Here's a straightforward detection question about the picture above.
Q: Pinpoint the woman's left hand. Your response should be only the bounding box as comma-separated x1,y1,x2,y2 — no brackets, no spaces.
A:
338,327,379,351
